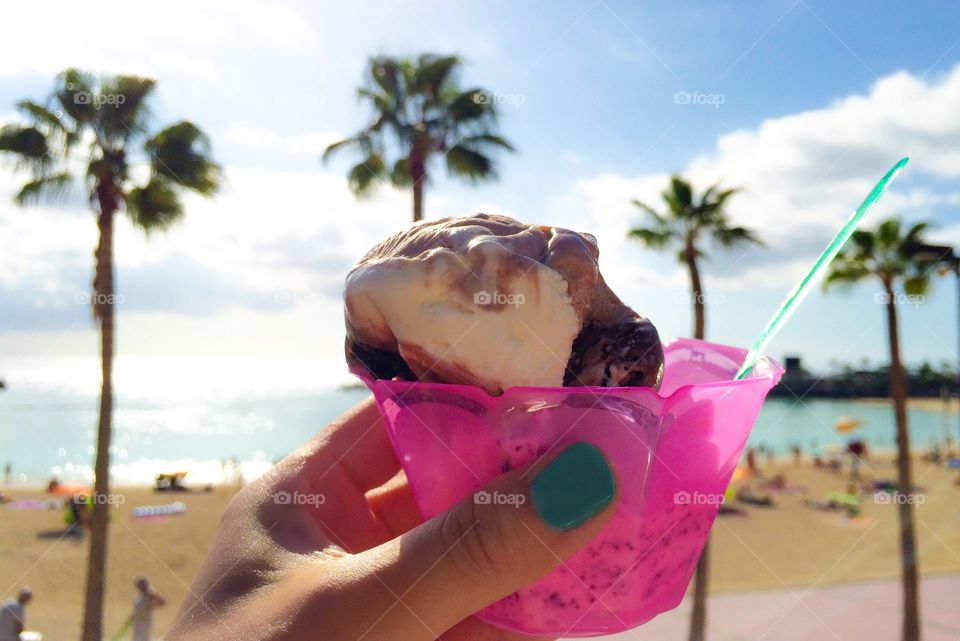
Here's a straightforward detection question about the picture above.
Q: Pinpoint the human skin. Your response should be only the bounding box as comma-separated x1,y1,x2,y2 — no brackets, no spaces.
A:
169,398,618,641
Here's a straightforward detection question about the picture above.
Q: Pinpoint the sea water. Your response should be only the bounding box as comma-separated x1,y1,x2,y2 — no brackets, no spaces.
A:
0,356,954,487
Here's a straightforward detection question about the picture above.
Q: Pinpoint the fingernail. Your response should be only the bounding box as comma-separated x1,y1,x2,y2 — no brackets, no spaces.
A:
531,442,615,530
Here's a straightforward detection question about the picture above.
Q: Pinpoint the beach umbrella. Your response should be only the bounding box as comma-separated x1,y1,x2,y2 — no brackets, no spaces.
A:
835,416,863,434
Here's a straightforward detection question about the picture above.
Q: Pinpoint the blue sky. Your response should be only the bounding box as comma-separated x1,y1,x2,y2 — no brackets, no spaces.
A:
1,0,960,374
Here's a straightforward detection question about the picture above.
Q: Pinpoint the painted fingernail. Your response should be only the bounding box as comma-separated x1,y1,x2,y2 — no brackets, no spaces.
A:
531,442,615,530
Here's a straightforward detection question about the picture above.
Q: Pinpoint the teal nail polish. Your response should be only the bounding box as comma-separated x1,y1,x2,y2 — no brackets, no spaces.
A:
531,442,615,530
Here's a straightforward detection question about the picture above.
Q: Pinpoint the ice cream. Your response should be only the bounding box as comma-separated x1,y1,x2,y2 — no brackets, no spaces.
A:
344,214,663,394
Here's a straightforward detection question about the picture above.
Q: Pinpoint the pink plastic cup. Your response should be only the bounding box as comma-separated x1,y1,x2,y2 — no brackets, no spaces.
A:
355,338,783,636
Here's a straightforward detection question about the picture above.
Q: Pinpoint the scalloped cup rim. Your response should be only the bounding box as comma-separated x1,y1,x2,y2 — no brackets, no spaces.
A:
350,337,784,401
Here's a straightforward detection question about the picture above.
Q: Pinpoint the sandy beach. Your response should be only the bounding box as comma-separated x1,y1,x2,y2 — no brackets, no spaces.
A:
2,456,958,640
852,396,960,414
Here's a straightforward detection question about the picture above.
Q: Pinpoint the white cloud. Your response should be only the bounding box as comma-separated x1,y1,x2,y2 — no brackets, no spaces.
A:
0,0,318,79
564,64,960,301
219,122,342,159
683,67,960,238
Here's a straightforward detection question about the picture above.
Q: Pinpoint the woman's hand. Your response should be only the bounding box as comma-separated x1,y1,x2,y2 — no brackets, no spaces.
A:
169,398,617,641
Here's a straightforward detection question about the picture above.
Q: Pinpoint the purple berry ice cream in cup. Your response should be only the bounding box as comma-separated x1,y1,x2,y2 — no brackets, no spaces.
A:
342,213,783,635
353,338,782,636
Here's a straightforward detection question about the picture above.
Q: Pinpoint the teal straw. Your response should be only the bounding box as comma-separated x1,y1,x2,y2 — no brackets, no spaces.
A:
734,157,909,380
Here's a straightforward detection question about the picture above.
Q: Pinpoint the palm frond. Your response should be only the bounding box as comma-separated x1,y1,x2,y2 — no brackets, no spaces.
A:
54,68,98,125
144,121,220,196
448,88,494,122
876,218,902,249
16,100,68,133
904,221,929,245
700,184,718,205
445,143,494,182
903,275,930,298
631,198,669,226
714,225,763,248
356,88,393,115
389,157,412,188
125,177,184,231
98,75,157,142
677,246,704,262
411,54,460,99
709,187,739,209
665,176,693,216
368,57,404,102
14,172,73,206
823,260,872,290
347,153,387,196
627,227,674,249
0,125,51,169
459,133,514,152
322,134,371,163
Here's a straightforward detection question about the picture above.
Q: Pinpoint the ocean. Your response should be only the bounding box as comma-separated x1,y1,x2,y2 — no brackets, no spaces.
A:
1,356,955,487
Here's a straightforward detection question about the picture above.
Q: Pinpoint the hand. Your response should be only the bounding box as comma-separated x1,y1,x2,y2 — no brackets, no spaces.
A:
169,398,617,641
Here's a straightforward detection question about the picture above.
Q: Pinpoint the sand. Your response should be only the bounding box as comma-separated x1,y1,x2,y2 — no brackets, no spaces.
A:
1,457,958,640
0,487,236,641
851,396,959,414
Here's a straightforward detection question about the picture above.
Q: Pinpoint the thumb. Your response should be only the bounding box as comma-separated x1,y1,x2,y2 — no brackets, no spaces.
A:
357,441,617,636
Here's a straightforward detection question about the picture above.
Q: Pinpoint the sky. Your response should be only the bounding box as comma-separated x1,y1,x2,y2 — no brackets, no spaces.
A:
2,0,960,375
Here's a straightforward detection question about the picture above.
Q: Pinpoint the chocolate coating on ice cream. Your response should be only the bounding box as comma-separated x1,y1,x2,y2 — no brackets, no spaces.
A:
344,213,663,393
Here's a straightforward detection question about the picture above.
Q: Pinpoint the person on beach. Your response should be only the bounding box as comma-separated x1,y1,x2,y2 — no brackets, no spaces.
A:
132,577,166,641
847,439,867,480
168,399,618,641
746,447,757,476
0,588,32,641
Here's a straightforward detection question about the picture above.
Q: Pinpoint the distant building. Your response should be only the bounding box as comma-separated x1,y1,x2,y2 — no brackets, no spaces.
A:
783,356,803,376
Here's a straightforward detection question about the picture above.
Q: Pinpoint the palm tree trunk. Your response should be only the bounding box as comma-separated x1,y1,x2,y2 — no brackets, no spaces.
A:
686,242,709,641
686,245,705,340
411,155,426,223
884,281,921,641
81,187,116,641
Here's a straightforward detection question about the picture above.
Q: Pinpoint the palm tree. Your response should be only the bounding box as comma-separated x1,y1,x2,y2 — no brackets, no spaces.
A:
0,68,220,641
323,54,514,222
628,175,761,641
825,218,937,641
629,177,761,340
